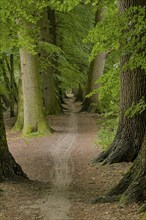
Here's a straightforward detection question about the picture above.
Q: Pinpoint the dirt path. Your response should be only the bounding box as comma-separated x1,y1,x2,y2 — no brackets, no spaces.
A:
0,98,142,220
39,98,78,220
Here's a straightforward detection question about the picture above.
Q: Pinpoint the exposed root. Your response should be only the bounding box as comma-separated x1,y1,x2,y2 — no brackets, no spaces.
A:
89,195,120,204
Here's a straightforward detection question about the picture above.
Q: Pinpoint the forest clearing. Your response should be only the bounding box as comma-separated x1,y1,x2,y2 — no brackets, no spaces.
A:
1,0,146,220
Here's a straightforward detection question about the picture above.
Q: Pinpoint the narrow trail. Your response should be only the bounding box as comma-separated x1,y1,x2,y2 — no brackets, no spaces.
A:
0,98,141,220
39,98,78,220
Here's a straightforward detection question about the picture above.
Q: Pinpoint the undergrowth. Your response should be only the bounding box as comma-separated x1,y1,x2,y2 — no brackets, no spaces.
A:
141,213,146,220
96,114,118,150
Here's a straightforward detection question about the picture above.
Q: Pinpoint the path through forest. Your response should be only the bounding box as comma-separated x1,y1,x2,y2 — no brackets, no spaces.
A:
38,98,78,220
0,98,142,220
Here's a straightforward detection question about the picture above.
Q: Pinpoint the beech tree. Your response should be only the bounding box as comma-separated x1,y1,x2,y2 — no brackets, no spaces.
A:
92,0,146,164
40,10,62,115
108,0,146,203
82,6,106,113
92,0,146,207
20,49,48,135
14,76,24,130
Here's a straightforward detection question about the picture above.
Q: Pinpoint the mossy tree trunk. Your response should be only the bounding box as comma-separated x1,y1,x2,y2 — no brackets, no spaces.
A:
20,49,49,135
82,8,106,113
13,75,24,131
40,10,61,115
93,0,146,165
0,97,27,181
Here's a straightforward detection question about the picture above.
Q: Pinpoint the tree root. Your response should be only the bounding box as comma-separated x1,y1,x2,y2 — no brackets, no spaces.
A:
89,195,120,204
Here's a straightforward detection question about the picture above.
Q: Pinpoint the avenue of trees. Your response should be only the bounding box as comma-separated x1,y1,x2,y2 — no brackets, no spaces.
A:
0,0,146,213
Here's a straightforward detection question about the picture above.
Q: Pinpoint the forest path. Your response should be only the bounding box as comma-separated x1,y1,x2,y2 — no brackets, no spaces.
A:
38,98,79,220
0,98,141,220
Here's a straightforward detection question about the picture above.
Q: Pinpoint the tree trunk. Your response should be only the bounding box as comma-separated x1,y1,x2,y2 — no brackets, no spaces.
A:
0,97,27,181
93,134,146,204
82,9,106,113
4,55,18,97
20,49,49,135
40,10,61,115
13,75,24,131
9,54,15,117
0,58,10,92
48,9,57,45
102,132,146,205
93,0,146,165
76,84,84,102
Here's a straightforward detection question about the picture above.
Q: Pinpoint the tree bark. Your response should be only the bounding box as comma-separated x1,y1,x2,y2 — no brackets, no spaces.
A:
82,8,106,113
92,137,146,204
0,98,27,181
0,58,10,92
9,54,15,117
76,84,84,102
40,10,61,115
109,137,146,204
13,75,24,131
4,55,18,96
20,49,49,135
93,0,146,165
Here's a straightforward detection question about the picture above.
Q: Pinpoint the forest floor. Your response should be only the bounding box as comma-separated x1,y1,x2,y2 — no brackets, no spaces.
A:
0,97,142,220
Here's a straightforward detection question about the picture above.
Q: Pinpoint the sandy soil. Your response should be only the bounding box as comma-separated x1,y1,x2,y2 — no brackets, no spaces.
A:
0,98,142,220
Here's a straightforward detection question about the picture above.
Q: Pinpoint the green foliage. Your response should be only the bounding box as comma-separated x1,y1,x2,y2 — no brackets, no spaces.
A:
87,52,120,115
0,83,7,95
57,4,94,90
0,0,145,121
86,4,146,71
97,53,120,114
140,213,146,220
85,2,146,120
84,1,119,61
125,97,146,118
0,0,95,104
49,0,80,11
96,115,118,150
0,63,9,96
82,1,120,116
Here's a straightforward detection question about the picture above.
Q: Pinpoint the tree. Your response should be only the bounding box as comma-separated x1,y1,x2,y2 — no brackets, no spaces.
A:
92,0,146,208
9,54,16,117
20,49,49,135
40,10,62,115
82,7,106,113
108,0,146,203
57,4,94,94
0,97,26,181
93,0,146,164
13,75,24,131
14,2,51,135
76,83,84,102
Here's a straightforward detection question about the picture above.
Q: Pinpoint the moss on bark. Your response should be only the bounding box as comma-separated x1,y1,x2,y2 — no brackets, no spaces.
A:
20,49,50,136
